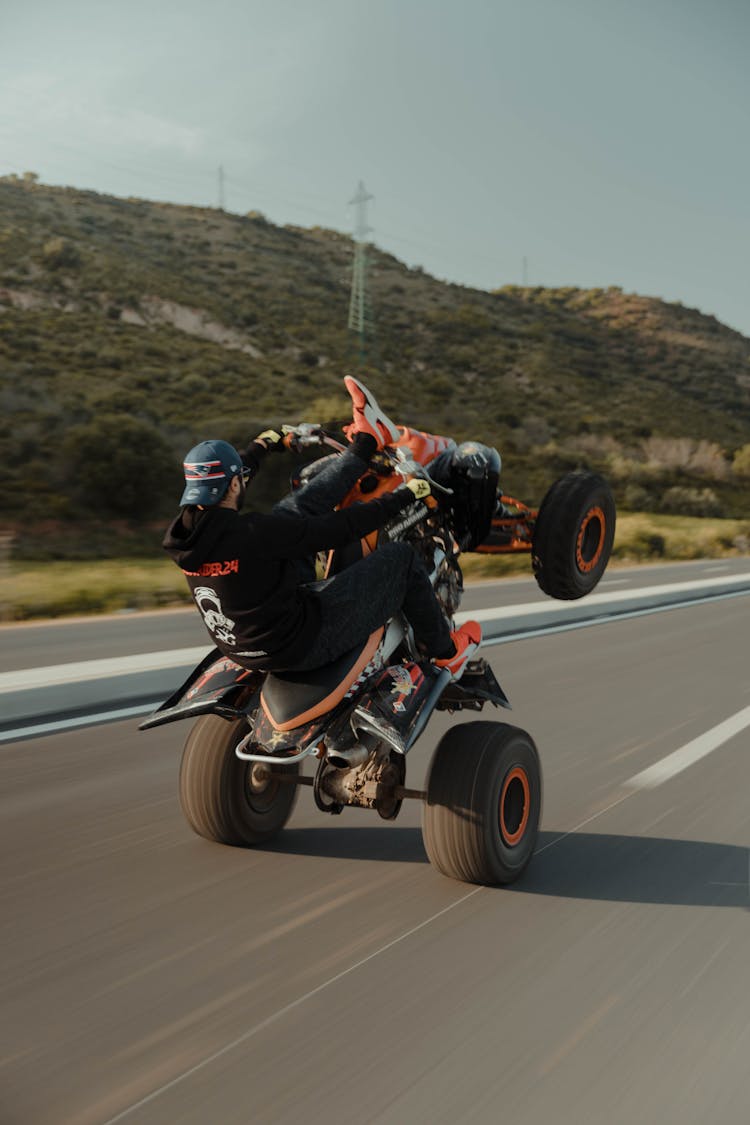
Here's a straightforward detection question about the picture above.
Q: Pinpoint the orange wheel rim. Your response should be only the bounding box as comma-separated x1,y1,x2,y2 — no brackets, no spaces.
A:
499,767,530,846
575,506,605,573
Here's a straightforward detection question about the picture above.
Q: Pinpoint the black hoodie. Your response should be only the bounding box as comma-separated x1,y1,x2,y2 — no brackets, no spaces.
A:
163,487,413,671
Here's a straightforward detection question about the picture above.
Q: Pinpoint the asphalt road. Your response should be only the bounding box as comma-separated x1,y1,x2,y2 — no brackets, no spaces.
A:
1,588,749,1124
1,557,748,672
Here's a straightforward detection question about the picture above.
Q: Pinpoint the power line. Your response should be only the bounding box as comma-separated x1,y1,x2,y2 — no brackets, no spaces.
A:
225,173,343,224
0,144,518,288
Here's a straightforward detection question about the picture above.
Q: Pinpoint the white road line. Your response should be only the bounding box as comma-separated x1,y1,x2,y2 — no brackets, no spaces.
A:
0,702,162,743
533,792,635,854
0,646,210,693
479,587,750,646
100,887,484,1125
101,787,639,1125
625,705,750,790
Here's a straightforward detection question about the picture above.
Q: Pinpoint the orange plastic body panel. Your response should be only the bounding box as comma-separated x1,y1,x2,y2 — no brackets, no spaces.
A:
338,426,452,511
393,427,454,466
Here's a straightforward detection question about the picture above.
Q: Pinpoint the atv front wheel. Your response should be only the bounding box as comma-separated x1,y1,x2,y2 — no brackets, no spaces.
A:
532,471,615,599
422,721,541,885
179,715,299,846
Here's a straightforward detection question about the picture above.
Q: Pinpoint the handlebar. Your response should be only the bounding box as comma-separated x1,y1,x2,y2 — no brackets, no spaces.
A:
281,424,346,454
383,445,454,496
280,423,453,496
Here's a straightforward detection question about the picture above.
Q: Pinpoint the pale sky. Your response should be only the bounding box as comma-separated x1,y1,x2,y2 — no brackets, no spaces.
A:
1,0,748,336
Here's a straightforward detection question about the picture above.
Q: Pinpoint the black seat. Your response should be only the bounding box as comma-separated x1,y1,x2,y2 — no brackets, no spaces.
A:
260,629,383,731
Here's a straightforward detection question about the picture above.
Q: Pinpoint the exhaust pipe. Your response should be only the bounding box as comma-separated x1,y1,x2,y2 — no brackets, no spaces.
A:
351,707,406,755
326,743,371,770
326,708,407,770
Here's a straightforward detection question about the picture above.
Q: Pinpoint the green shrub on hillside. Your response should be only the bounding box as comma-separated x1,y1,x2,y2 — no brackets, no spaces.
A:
733,443,750,478
40,237,81,270
658,486,722,517
61,414,177,517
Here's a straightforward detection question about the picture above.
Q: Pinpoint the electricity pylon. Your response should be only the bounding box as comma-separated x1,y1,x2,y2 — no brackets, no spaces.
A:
347,181,375,365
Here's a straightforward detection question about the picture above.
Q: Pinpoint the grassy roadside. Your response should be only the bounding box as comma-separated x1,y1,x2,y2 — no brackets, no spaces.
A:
1,512,748,622
0,558,192,622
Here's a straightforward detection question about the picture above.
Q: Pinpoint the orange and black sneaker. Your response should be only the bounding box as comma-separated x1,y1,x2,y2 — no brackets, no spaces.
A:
433,620,482,680
343,376,401,450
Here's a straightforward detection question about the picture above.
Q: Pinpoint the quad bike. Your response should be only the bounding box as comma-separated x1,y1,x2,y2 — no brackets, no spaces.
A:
141,424,614,885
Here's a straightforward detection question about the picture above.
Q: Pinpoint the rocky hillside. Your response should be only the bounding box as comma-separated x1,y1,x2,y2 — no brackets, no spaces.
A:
1,175,749,555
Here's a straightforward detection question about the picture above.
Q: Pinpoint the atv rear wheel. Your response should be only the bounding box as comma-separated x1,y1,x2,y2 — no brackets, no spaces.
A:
179,715,299,846
532,471,615,599
422,721,541,885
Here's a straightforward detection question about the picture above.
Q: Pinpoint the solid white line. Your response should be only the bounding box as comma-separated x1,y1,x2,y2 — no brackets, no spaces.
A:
0,647,210,694
625,704,750,790
463,573,750,630
0,702,162,743
533,792,635,854
479,587,750,646
100,886,485,1124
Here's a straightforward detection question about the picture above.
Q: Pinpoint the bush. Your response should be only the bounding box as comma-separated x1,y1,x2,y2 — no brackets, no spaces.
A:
659,486,722,517
40,237,81,270
642,437,730,480
622,483,653,511
61,414,178,517
733,443,750,478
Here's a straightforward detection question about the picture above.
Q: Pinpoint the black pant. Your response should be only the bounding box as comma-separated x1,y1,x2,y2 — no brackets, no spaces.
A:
273,447,453,671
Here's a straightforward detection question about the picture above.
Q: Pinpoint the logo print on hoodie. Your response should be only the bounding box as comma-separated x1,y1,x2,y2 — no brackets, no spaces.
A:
194,586,236,645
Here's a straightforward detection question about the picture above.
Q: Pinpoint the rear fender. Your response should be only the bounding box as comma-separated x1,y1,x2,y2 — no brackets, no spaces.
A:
436,659,512,712
138,648,262,730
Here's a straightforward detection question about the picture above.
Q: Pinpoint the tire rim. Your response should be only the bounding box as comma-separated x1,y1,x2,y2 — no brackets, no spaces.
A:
576,506,605,573
499,766,530,846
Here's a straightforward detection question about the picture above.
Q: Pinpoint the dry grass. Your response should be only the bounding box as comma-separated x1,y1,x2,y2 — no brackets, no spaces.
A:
0,558,191,621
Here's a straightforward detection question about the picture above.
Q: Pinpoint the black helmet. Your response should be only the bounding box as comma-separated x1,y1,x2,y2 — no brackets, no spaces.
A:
180,439,244,506
448,442,501,550
451,441,501,481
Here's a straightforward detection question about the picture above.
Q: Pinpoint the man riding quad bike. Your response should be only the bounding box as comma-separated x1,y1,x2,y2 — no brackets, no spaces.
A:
144,378,615,885
163,377,482,682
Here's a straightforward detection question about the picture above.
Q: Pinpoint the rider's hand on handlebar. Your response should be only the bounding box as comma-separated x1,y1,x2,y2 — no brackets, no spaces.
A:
280,423,344,454
404,478,432,502
254,429,286,452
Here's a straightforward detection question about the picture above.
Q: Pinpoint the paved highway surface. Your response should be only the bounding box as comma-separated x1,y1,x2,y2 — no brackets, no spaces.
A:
1,568,749,1124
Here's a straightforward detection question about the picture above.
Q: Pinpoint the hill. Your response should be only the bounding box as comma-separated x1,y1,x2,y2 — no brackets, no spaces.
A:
1,174,749,558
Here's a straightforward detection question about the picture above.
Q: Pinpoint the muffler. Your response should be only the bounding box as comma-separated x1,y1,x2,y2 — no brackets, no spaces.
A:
326,743,370,770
